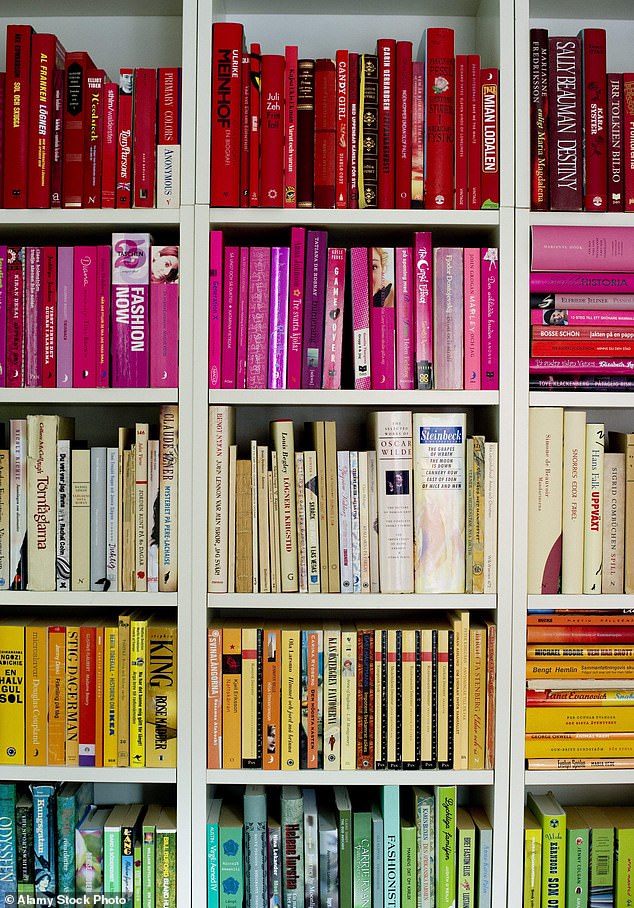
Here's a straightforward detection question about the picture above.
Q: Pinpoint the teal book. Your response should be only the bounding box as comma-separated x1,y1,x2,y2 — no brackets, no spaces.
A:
281,786,304,908
371,802,383,908
122,804,144,907
578,806,614,908
75,805,111,897
353,810,372,908
456,808,475,908
104,803,130,895
565,806,589,908
31,783,57,905
219,803,244,908
303,788,319,908
15,792,33,898
527,791,566,908
334,787,352,908
381,785,400,908
207,799,222,908
57,782,94,895
0,784,17,908
244,785,268,908
318,807,338,908
268,817,282,908
413,787,434,908
468,807,492,908
142,804,163,908
401,815,416,908
434,785,456,908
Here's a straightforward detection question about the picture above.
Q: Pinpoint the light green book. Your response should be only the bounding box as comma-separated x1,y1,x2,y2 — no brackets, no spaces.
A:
527,791,566,908
219,803,243,908
564,806,589,908
612,807,634,908
353,810,372,908
456,808,476,908
524,808,542,908
578,806,614,908
400,816,416,908
335,787,352,908
413,787,434,908
142,804,163,908
434,786,456,908
133,836,142,908
155,807,177,908
103,803,130,894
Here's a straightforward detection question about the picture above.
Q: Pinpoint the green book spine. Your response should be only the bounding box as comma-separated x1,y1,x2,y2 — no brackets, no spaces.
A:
565,824,589,908
103,827,122,894
524,819,542,908
155,827,177,908
133,839,143,908
413,788,435,908
434,786,456,908
219,806,243,908
527,792,566,908
335,787,352,908
142,811,158,908
353,811,372,908
400,818,416,908
207,801,221,908
589,826,614,908
244,786,268,908
616,826,634,908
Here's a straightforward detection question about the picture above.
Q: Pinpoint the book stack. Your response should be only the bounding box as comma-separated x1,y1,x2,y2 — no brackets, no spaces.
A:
1,25,181,209
0,406,178,593
210,230,499,391
529,225,634,391
0,617,177,768
529,27,629,212
208,784,493,908
211,24,500,211
525,790,634,908
207,614,496,772
525,613,634,764
208,408,498,595
0,782,176,905
0,237,179,390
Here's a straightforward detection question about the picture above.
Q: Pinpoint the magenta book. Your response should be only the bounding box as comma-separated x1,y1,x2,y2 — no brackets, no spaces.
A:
24,247,43,388
56,247,73,387
531,271,634,293
322,247,346,390
111,233,151,388
221,246,239,388
301,230,328,389
481,247,499,390
287,226,306,389
532,292,634,308
351,247,371,390
246,246,271,389
530,357,634,374
96,245,111,388
395,247,414,390
209,230,223,389
73,246,98,387
268,246,290,389
0,246,6,387
41,247,57,388
370,246,395,389
532,225,634,271
236,247,249,389
150,245,179,388
413,231,433,388
532,308,634,325
395,40,412,209
6,246,25,389
433,247,463,390
463,247,481,390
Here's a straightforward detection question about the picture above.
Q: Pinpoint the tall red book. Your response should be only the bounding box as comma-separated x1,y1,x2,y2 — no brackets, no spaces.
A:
297,59,315,208
133,68,158,208
624,74,634,211
260,55,285,207
101,82,119,208
335,49,349,209
467,54,482,209
395,41,412,209
377,38,396,209
4,25,33,208
284,45,298,208
548,37,582,211
580,28,607,211
607,73,624,212
210,22,244,207
62,50,96,208
116,69,134,208
240,49,250,207
83,69,105,208
314,58,336,209
411,61,425,207
480,68,500,209
248,43,262,207
455,54,469,210
529,28,549,210
424,28,455,210
0,74,5,205
27,33,65,208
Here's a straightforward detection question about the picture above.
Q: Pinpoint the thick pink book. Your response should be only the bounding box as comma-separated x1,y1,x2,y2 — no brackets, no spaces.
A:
463,247,481,390
56,247,73,387
246,247,271,389
531,271,634,293
209,230,223,389
96,245,111,388
531,308,634,325
413,231,433,388
531,225,634,271
287,227,306,389
395,247,414,389
0,247,6,388
335,49,349,209
74,246,98,387
42,246,57,388
481,247,499,390
25,247,43,388
433,247,463,390
370,246,395,389
268,247,290,389
150,245,179,388
221,246,239,388
111,233,151,387
236,247,249,389
351,247,371,389
6,247,25,389
322,247,346,390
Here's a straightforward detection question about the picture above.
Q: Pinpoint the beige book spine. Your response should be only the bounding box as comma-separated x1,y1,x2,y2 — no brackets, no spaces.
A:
158,404,178,592
257,445,271,593
450,610,470,771
295,452,308,593
135,423,149,592
471,435,485,593
420,628,434,765
207,406,235,592
227,445,237,593
484,442,498,594
583,423,605,594
527,407,564,595
271,420,299,591
367,450,380,593
465,438,474,594
311,420,329,591
340,624,357,770
147,439,160,592
602,452,625,593
71,448,91,591
562,410,586,594
250,440,259,592
324,420,340,591
401,628,417,766
468,623,486,770
0,450,9,589
235,460,253,593
271,454,282,593
358,450,370,593
268,470,279,593
304,451,320,593
436,629,450,766
241,626,259,766
122,448,134,592
117,427,132,592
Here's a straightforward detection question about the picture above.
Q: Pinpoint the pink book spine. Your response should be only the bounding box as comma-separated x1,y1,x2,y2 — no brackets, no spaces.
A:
209,230,223,389
530,271,634,293
25,247,43,388
221,246,239,388
468,54,482,209
268,247,290,389
236,247,249,389
284,46,298,208
0,247,7,387
246,247,271,389
531,225,634,271
335,49,349,209
531,308,634,326
322,247,346,390
73,246,98,387
351,247,371,389
133,68,157,207
56,247,73,387
433,247,464,390
6,247,25,389
455,54,468,210
287,226,306,389
370,247,395,389
463,247,481,390
111,233,151,387
51,68,64,207
96,245,111,388
395,247,414,389
411,61,425,207
413,231,433,388
41,246,56,388
530,357,634,374
481,247,499,390
150,245,179,387
101,82,119,208
395,41,412,209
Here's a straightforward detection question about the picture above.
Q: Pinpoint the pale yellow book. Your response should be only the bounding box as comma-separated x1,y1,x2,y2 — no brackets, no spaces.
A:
295,452,308,593
387,626,398,766
324,420,340,592
235,460,253,593
583,422,605,594
401,627,417,766
450,610,470,771
0,622,25,764
436,628,450,767
25,620,47,766
468,622,486,770
309,420,329,591
64,624,80,766
103,623,119,767
374,628,383,769
323,622,341,770
207,405,236,592
465,437,474,594
250,440,259,593
145,623,177,768
358,450,370,593
610,432,634,594
227,445,237,593
241,626,259,767
121,447,135,592
471,434,485,593
562,410,586,593
268,470,279,593
340,623,357,770
271,452,282,593
47,624,65,765
271,420,299,591
257,445,271,593
602,452,625,593
281,624,300,770
117,427,132,592
130,614,150,767
304,450,320,593
0,449,8,590
158,404,178,592
420,626,435,766
135,423,149,592
71,448,91,591
483,441,498,594
117,611,133,767
527,407,564,595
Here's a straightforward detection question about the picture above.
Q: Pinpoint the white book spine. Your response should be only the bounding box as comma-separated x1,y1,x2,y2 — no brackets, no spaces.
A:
358,450,370,593
295,452,308,594
147,439,160,592
0,450,8,589
26,415,58,591
367,450,380,593
304,450,320,593
483,442,498,594
602,453,625,594
56,439,71,591
271,420,299,591
156,144,181,208
10,419,27,590
106,446,118,591
207,405,235,592
349,451,361,593
337,451,353,593
90,446,108,591
340,628,357,770
561,410,586,594
258,445,271,593
71,448,90,590
135,423,149,592
583,423,605,594
250,439,259,592
227,445,237,594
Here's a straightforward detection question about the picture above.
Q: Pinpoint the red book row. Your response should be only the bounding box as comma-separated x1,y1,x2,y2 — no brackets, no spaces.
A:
211,23,500,211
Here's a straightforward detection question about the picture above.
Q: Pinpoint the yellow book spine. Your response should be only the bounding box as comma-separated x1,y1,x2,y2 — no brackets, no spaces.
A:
525,735,634,759
374,628,383,768
130,617,148,766
0,624,25,764
221,624,242,769
526,706,634,733
387,628,397,766
401,628,417,766
523,811,542,908
450,610,470,770
436,629,450,766
25,623,47,765
145,623,177,768
103,624,119,767
468,625,486,770
64,625,80,766
47,625,65,765
340,626,357,770
471,435,485,593
241,626,259,768
117,612,131,766
526,660,634,679
281,626,300,769
420,628,434,766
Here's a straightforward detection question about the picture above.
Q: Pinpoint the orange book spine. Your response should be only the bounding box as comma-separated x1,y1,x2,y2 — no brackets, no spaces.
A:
527,625,634,644
47,626,66,765
207,627,223,769
527,614,634,625
527,643,634,658
222,624,242,769
262,627,281,769
527,660,634,679
25,623,47,766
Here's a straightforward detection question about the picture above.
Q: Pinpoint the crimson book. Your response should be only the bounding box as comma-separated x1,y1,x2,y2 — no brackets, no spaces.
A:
260,54,285,207
62,50,96,208
3,24,33,208
455,54,469,210
115,68,134,208
468,55,482,209
210,22,243,207
297,59,315,208
480,68,499,208
377,38,395,209
624,74,634,211
0,74,5,206
314,58,336,208
607,74,624,211
101,82,119,208
27,33,65,209
530,28,549,210
580,28,607,211
248,43,262,207
335,49,349,209
395,41,412,209
284,45,298,208
133,68,158,208
240,49,250,207
358,53,379,209
348,52,360,209
83,68,105,208
424,27,455,209
548,37,583,211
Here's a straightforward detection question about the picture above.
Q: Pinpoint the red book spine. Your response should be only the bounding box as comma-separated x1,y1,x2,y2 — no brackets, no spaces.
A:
79,625,97,766
531,339,634,356
240,51,250,207
411,61,425,207
395,41,412,210
377,38,396,209
116,70,134,209
624,75,634,212
335,50,349,209
314,58,336,209
101,82,119,208
6,247,25,388
4,25,33,207
27,34,64,209
527,625,634,644
468,54,482,209
210,22,243,207
84,69,104,208
424,28,455,209
133,68,157,208
51,68,64,207
348,53,359,209
0,75,5,205
581,28,607,211
248,43,262,207
284,45,298,208
455,54,468,210
42,246,56,388
608,74,624,211
548,37,582,211
260,55,285,207
480,68,500,208
530,28,549,210
62,51,95,208
297,59,315,208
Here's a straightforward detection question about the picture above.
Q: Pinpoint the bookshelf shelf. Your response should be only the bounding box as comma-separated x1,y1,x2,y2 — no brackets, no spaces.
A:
206,769,494,785
210,390,500,406
0,389,179,405
0,592,178,607
528,594,634,610
528,210,634,227
208,208,502,228
529,392,634,408
1,767,177,784
208,593,498,610
0,209,183,228
525,770,634,785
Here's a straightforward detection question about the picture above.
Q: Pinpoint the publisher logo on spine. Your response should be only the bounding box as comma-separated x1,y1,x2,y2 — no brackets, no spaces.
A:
419,425,463,444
